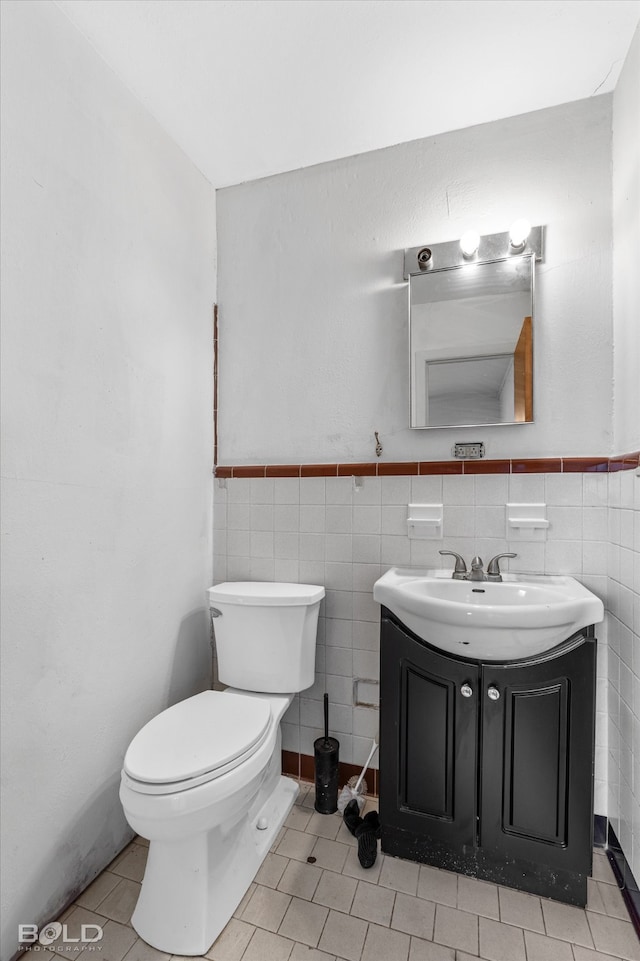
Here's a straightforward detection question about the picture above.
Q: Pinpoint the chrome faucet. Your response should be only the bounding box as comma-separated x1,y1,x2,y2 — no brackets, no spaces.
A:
486,553,517,581
440,550,517,582
438,550,467,580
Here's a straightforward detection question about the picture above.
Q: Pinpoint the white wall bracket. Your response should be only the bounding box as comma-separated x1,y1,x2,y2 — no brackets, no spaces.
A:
506,503,549,541
407,503,443,539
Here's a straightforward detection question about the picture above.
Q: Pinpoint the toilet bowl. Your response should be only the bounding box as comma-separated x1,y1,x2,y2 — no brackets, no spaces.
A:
119,582,324,956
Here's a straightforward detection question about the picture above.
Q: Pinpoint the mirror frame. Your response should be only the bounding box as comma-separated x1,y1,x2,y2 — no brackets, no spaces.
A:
404,226,544,430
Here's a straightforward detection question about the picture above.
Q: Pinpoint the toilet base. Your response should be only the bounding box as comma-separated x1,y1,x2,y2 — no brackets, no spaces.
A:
131,774,298,955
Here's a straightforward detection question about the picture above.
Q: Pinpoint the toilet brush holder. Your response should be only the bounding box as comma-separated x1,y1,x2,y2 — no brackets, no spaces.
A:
314,694,339,814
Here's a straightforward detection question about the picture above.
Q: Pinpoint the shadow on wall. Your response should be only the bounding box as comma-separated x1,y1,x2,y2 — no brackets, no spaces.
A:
165,608,212,706
24,772,133,949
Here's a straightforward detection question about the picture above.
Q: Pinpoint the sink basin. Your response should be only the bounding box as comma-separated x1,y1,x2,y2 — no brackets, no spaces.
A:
373,567,604,661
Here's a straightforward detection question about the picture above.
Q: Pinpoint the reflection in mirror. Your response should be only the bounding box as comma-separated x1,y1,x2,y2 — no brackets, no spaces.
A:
410,256,534,429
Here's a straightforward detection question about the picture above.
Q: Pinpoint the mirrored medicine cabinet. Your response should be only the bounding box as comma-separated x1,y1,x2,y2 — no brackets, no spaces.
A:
406,227,544,429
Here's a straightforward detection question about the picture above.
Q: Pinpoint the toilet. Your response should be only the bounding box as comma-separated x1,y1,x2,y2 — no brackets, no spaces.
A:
119,581,324,956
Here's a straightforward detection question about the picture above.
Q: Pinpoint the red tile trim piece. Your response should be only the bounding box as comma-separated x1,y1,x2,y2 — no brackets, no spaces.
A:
281,750,300,779
512,458,562,473
609,451,640,472
562,457,609,473
420,461,462,475
265,465,301,477
217,450,640,479
232,466,267,478
300,464,338,477
462,459,511,474
284,752,379,798
377,462,420,476
338,463,377,476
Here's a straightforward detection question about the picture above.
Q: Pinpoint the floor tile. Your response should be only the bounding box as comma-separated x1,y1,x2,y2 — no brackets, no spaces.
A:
586,911,640,961
98,878,142,924
88,919,137,961
111,843,148,882
122,938,171,961
50,906,108,955
241,884,291,933
456,876,499,920
378,856,420,896
256,853,290,889
586,878,608,914
341,846,383,883
205,918,255,961
498,887,544,932
306,811,343,840
242,927,295,961
523,929,574,961
540,899,594,948
478,916,526,961
309,838,350,873
350,880,396,926
591,852,616,883
432,904,478,955
276,828,318,862
317,909,368,961
597,879,631,919
75,870,122,911
416,866,457,907
233,883,256,919
279,897,329,947
285,806,313,832
391,892,436,940
408,938,455,961
312,870,357,912
361,922,410,961
573,947,628,961
278,859,323,900
289,945,337,961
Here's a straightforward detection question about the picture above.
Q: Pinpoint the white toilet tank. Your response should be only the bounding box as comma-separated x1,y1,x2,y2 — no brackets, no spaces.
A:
207,582,324,693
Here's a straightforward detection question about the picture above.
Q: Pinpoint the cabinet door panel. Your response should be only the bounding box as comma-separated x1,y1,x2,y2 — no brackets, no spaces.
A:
503,680,568,843
480,639,595,875
380,613,478,849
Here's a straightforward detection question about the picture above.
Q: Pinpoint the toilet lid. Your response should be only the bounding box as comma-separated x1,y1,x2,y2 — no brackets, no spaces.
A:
123,691,272,786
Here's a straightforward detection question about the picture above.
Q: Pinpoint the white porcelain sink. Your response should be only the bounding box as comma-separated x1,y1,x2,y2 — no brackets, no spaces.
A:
373,567,604,661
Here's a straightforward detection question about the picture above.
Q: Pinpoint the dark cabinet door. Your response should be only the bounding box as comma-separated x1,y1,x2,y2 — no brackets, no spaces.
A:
480,638,596,877
380,613,479,851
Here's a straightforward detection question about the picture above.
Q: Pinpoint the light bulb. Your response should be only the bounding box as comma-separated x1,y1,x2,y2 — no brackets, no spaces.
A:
460,230,480,258
509,219,531,249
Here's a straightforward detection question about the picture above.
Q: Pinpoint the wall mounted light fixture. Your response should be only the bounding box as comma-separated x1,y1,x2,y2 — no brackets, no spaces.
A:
404,223,544,277
459,230,480,258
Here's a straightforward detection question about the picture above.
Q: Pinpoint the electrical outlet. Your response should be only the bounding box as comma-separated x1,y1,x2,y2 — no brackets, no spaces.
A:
453,442,485,459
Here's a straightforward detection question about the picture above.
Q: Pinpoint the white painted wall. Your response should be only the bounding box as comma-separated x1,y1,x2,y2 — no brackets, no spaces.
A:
613,22,640,454
217,96,613,465
0,3,216,957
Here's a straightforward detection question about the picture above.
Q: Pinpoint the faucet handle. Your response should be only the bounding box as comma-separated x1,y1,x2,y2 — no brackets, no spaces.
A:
439,550,467,579
486,552,517,580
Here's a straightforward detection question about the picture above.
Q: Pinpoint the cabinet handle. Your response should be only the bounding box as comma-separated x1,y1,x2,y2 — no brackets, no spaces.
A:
460,683,473,698
487,686,500,701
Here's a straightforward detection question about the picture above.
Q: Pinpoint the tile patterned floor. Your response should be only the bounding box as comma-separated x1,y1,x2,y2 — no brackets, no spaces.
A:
47,780,639,961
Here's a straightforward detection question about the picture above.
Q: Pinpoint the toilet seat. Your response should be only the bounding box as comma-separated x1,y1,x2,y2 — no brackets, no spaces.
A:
123,691,272,795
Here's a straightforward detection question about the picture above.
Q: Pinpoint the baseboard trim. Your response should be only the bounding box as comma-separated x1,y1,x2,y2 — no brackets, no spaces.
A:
606,822,640,940
282,750,378,796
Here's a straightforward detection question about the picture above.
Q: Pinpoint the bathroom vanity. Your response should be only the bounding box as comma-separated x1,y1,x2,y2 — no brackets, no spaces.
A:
379,607,597,906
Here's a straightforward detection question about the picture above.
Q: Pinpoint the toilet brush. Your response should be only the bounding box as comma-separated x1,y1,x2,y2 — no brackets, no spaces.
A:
337,738,378,813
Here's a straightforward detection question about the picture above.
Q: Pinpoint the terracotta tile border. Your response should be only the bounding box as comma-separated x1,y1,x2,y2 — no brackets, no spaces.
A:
282,751,379,798
215,451,639,479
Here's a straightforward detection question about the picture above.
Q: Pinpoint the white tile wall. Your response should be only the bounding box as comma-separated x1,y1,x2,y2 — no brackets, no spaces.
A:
607,468,640,879
213,470,639,821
